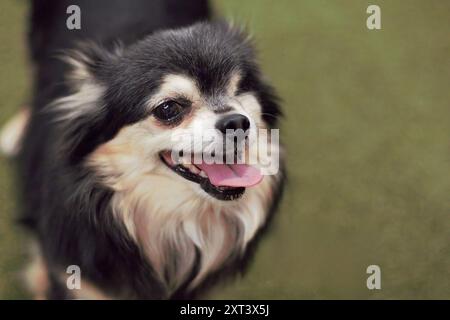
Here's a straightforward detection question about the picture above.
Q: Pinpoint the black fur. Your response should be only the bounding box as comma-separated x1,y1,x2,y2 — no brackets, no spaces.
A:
19,0,284,299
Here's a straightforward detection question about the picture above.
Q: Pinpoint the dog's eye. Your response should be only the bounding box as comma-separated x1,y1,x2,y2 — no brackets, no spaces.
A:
153,100,185,123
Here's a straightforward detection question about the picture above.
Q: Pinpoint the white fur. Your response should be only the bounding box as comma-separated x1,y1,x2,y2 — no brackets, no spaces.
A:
49,82,105,121
147,74,201,109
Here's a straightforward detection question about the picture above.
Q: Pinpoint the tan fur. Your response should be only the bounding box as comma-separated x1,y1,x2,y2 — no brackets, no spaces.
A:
227,71,242,97
62,277,112,300
24,245,49,300
72,280,111,300
147,74,202,108
90,133,279,292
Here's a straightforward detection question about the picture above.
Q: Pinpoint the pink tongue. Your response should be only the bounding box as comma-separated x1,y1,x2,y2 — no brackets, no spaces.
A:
197,163,263,187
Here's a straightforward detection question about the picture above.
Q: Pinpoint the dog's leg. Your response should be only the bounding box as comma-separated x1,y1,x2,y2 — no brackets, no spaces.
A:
0,107,30,157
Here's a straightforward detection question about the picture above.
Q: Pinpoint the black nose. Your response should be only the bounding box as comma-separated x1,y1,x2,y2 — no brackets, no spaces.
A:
215,114,250,134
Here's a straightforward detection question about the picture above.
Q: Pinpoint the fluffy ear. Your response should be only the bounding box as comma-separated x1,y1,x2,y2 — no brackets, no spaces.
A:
61,42,123,85
50,43,123,120
50,43,123,163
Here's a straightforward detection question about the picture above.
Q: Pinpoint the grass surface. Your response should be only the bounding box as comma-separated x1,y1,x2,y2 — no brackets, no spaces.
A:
0,0,449,299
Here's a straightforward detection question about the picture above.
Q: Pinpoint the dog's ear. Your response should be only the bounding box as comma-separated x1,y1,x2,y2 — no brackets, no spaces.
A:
50,43,124,162
50,43,124,121
61,42,123,86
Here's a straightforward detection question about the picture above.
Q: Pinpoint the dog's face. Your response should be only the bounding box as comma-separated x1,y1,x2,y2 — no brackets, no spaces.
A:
93,72,266,201
54,23,283,293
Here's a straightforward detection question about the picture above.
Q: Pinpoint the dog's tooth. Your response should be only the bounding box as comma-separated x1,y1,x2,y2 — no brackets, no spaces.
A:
199,170,207,178
190,164,200,174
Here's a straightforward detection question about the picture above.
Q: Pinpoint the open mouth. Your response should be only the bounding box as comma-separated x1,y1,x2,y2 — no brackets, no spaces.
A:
159,151,263,201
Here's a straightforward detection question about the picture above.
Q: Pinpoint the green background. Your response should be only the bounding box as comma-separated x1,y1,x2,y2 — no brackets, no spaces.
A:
0,0,449,299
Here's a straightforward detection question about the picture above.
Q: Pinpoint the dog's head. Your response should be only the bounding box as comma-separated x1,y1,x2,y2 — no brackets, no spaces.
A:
53,22,283,294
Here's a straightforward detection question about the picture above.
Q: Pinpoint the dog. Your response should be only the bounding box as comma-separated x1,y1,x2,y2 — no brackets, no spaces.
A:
0,0,284,299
